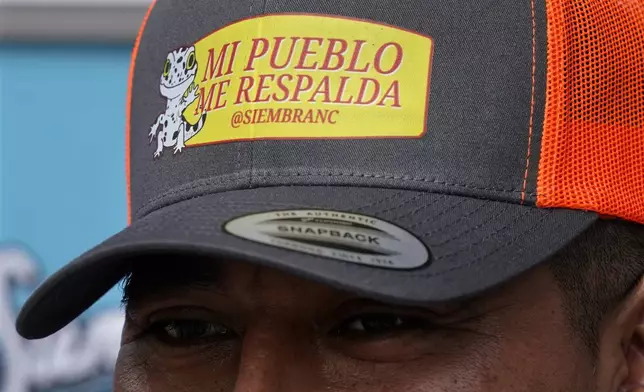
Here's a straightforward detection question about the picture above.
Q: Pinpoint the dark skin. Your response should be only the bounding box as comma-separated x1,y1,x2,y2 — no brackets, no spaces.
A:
116,259,644,392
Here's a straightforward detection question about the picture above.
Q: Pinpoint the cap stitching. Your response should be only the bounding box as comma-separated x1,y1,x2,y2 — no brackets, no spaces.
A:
417,201,488,236
416,209,556,277
256,172,534,194
405,198,473,233
433,207,539,261
406,198,467,227
249,144,255,190
432,204,519,248
373,193,424,216
134,172,539,218
520,0,538,204
385,194,449,221
354,190,409,211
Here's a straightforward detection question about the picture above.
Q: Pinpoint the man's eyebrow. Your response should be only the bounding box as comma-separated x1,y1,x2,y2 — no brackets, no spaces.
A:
120,254,223,306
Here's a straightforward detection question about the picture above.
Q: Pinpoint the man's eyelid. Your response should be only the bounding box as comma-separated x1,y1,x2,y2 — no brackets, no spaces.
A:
334,298,468,320
319,297,488,333
125,303,244,334
146,306,223,324
318,301,433,333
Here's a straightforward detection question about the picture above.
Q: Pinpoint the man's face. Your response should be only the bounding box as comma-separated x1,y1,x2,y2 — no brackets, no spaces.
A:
115,259,595,392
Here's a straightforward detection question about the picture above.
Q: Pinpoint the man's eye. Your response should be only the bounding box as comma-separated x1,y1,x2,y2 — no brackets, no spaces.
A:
149,320,234,345
331,313,430,338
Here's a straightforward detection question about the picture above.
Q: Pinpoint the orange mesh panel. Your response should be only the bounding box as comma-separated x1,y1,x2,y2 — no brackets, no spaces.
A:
538,0,644,224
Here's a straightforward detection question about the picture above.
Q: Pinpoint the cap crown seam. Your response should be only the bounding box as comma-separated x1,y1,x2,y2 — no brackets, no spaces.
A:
133,170,540,220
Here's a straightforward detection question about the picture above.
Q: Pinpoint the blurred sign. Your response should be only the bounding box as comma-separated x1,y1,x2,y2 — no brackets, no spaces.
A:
0,0,152,42
0,0,151,5
0,43,132,392
0,247,122,392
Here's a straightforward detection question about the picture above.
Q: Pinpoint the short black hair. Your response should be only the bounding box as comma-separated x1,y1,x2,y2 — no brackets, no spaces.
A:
549,219,644,356
121,252,221,306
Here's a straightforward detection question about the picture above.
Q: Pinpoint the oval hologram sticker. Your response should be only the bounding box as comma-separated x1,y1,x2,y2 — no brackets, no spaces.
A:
224,209,430,269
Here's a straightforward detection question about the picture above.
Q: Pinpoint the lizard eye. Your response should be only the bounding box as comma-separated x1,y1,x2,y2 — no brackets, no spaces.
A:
186,52,196,70
163,59,171,77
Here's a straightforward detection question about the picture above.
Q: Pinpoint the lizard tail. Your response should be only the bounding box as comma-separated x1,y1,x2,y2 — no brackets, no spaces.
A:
183,112,208,142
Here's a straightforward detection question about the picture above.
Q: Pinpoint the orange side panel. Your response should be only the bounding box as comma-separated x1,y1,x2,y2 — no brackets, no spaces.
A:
538,0,644,224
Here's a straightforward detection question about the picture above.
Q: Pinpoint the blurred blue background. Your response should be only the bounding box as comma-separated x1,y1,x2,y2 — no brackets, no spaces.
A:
0,1,147,388
0,43,130,308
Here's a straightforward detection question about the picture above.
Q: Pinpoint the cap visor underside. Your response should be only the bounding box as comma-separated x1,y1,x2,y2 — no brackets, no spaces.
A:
16,186,597,339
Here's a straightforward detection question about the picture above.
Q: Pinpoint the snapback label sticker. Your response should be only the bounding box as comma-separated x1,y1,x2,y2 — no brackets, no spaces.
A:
224,209,430,269
149,14,434,158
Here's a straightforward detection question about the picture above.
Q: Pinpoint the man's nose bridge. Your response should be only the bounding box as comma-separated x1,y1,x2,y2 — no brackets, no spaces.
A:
233,325,316,392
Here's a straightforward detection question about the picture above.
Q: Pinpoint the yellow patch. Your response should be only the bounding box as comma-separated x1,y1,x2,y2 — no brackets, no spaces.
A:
183,14,434,146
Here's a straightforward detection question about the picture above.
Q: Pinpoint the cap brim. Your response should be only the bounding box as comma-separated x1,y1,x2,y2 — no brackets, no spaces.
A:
16,186,597,339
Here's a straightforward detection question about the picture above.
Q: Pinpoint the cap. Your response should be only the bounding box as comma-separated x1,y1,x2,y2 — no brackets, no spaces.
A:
16,0,644,339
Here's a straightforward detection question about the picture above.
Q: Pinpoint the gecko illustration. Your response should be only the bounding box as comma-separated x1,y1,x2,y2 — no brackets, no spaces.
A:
149,46,207,158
